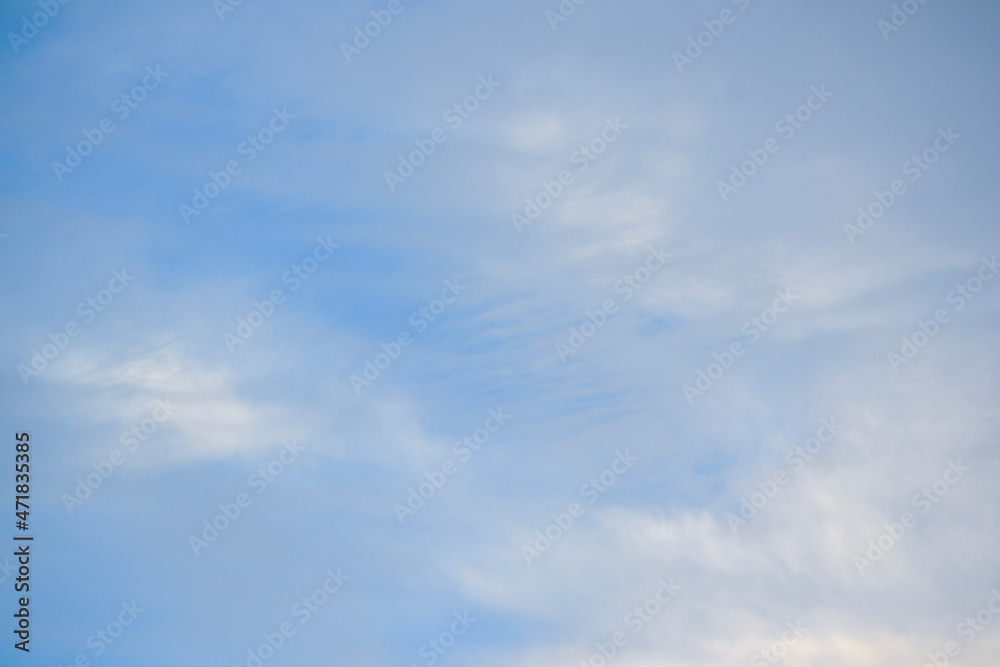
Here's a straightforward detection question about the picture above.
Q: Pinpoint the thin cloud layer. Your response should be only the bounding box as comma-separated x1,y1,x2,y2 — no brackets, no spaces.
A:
0,0,998,665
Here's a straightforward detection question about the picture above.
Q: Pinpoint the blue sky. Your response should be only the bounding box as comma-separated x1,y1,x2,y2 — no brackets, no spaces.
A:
2,0,999,665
